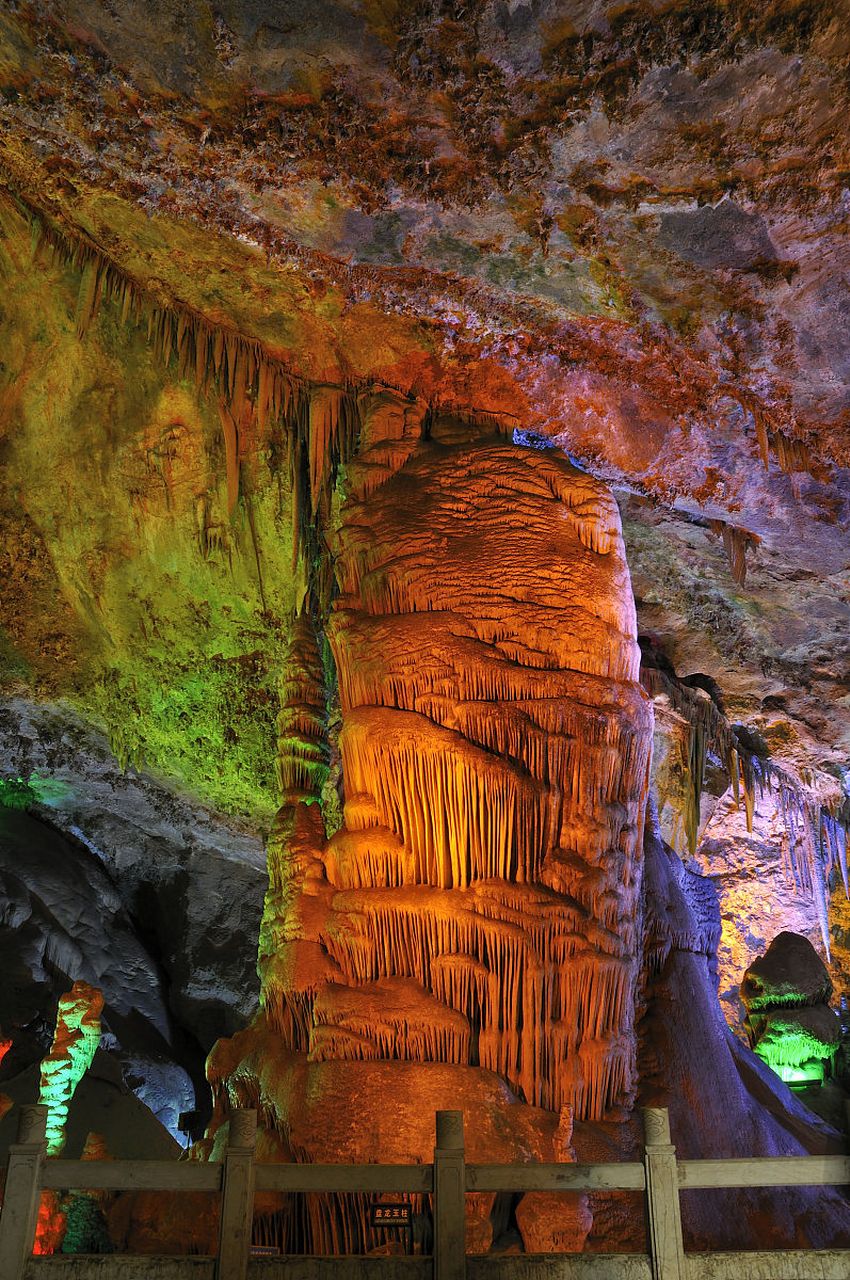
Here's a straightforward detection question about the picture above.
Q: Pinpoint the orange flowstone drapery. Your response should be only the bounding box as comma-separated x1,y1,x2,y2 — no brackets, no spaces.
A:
208,400,653,1253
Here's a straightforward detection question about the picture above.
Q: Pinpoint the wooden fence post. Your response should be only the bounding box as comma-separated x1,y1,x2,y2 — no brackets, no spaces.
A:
434,1110,465,1280
0,1104,48,1280
215,1107,257,1280
642,1107,685,1280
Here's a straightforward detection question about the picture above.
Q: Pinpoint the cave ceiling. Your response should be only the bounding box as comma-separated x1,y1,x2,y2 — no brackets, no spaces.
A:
0,0,848,812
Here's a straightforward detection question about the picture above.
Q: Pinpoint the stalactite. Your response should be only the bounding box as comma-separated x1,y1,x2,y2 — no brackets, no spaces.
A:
218,401,240,516
308,388,343,516
753,408,771,469
708,518,760,587
74,259,102,340
734,393,818,481
642,662,849,941
774,431,812,475
9,199,369,577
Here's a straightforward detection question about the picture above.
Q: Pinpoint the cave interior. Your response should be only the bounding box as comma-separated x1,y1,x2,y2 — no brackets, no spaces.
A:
0,0,849,1261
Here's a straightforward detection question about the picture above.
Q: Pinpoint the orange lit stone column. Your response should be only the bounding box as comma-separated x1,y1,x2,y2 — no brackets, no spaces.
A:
322,404,652,1121
209,398,652,1254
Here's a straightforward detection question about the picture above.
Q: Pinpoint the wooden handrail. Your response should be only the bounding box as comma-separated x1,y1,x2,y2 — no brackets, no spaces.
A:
40,1160,223,1191
254,1163,434,1193
32,1153,848,1196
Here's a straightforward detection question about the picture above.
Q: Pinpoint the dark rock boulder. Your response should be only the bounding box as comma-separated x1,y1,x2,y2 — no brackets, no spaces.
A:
742,931,834,1011
636,816,850,1250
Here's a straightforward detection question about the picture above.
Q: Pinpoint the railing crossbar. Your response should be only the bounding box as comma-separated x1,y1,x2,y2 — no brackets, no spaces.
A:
41,1160,222,1192
254,1164,434,1193
466,1162,646,1192
678,1154,850,1190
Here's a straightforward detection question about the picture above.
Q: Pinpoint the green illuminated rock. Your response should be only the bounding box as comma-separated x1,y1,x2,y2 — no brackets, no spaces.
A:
742,932,839,1084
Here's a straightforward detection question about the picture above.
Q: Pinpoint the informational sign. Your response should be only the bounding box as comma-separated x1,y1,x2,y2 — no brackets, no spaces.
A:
250,1245,281,1256
370,1202,412,1228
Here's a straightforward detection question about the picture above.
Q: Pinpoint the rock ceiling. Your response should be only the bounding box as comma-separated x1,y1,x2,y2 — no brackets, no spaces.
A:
0,0,847,807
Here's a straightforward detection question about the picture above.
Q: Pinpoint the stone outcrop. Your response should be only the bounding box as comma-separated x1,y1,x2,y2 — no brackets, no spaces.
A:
0,701,267,1139
636,820,850,1251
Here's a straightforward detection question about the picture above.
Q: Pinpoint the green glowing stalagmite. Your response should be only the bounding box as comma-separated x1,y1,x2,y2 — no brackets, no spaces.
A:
38,982,103,1156
742,932,840,1085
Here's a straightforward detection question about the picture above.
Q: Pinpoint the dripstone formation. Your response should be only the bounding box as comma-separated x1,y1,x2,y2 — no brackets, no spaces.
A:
743,932,841,1085
0,0,849,1262
207,402,653,1253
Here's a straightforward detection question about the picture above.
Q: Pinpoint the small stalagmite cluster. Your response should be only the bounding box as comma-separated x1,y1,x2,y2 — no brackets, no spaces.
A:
207,396,653,1252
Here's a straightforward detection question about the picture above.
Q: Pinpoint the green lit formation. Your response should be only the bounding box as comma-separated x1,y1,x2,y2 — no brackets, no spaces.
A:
741,932,840,1090
0,776,36,809
0,773,74,809
37,983,104,1156
0,200,299,825
753,1016,835,1085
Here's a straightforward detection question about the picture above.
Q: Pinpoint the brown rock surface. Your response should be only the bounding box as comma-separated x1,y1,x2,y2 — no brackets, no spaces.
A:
0,0,845,809
743,931,834,1012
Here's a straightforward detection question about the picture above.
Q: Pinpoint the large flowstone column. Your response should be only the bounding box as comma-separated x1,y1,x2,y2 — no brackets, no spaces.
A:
208,399,653,1253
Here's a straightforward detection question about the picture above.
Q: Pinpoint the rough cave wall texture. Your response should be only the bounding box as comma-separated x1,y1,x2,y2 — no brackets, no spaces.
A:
0,0,847,810
0,0,848,1257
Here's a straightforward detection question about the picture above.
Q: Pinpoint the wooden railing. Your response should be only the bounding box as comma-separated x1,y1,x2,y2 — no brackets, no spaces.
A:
1,1103,849,1279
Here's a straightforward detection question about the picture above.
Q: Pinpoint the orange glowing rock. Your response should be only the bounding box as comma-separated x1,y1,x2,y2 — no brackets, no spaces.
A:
32,1192,66,1257
209,404,653,1253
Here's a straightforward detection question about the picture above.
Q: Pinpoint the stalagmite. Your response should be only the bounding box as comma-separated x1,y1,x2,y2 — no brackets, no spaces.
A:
32,983,104,1256
742,933,840,1084
207,400,653,1255
38,981,104,1157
